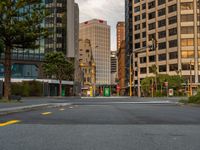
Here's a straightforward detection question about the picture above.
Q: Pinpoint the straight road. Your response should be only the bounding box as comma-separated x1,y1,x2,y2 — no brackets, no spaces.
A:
0,98,200,150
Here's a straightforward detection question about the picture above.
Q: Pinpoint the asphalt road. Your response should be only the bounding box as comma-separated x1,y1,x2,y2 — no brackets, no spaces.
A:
0,98,200,150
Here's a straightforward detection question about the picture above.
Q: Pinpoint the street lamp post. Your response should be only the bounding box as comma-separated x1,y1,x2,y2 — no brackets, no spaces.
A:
129,52,134,97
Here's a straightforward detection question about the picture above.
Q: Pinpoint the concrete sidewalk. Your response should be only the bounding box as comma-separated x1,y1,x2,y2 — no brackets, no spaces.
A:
0,97,75,116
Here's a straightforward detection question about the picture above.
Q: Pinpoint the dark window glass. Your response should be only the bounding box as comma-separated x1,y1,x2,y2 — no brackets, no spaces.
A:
168,4,177,13
168,16,177,24
169,28,177,36
140,57,146,63
158,31,166,38
140,67,147,74
158,42,166,50
148,1,155,9
158,8,166,17
159,54,166,61
169,51,178,59
149,22,156,30
158,19,166,27
149,12,155,20
169,64,178,71
149,55,156,62
159,65,167,72
169,40,178,48
158,0,166,5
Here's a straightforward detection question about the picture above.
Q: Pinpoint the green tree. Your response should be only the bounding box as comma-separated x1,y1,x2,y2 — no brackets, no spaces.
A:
0,0,48,99
43,52,74,96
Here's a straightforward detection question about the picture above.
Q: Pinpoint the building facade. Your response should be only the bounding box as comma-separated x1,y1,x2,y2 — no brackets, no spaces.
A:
117,41,126,95
129,0,200,96
125,0,133,91
45,0,78,58
111,51,118,85
79,39,96,96
117,22,125,51
80,19,111,85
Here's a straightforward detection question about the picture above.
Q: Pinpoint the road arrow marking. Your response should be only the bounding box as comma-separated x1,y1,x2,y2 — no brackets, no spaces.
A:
0,120,20,127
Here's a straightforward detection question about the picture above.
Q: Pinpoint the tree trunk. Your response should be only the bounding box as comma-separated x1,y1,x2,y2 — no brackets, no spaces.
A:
59,80,62,97
4,46,12,100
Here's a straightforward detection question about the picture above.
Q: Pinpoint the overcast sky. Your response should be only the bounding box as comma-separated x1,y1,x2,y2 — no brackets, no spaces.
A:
75,0,125,51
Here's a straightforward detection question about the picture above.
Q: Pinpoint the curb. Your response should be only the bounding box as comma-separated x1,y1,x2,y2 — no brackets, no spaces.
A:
0,103,71,116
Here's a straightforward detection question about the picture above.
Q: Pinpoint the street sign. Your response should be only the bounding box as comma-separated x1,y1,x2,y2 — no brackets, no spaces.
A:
169,89,174,96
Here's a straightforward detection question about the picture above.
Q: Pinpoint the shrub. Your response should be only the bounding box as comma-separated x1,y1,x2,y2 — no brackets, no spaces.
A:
11,81,43,97
189,92,200,104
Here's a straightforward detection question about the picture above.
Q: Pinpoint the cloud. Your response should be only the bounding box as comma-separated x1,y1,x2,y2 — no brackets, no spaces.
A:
75,0,125,50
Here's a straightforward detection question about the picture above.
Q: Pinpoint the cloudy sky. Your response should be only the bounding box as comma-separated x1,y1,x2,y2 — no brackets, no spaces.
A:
75,0,125,51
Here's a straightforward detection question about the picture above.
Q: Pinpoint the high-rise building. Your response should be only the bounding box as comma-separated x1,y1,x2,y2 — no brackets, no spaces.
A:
111,51,118,85
116,22,125,51
45,0,78,58
117,41,126,95
80,19,111,85
79,39,96,96
125,0,133,93
127,0,200,96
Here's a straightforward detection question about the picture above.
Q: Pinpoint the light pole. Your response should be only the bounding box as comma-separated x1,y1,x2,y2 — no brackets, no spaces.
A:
129,52,134,97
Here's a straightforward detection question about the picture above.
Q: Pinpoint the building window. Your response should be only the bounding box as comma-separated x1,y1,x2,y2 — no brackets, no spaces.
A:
135,43,140,49
149,55,156,62
142,22,146,28
142,3,146,10
158,0,166,5
135,15,140,22
140,57,146,64
142,32,146,38
182,63,194,70
181,14,194,22
181,39,194,46
134,0,140,4
169,51,178,59
142,41,146,47
158,42,166,50
149,33,155,40
148,1,155,9
168,16,177,24
181,50,194,58
158,19,166,27
169,28,177,36
142,13,146,19
158,8,166,17
169,40,178,48
181,27,194,34
135,24,140,30
168,4,177,13
134,6,140,13
140,67,147,74
149,12,155,20
135,33,140,40
181,2,193,10
159,65,167,72
169,64,178,71
159,54,166,61
149,22,156,30
158,31,166,39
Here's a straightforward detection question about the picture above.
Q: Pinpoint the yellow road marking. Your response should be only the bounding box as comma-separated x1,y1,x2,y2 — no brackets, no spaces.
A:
59,108,65,111
0,120,21,127
41,112,52,115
